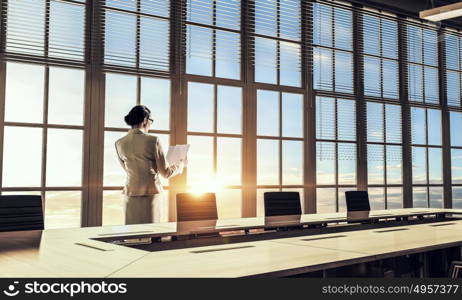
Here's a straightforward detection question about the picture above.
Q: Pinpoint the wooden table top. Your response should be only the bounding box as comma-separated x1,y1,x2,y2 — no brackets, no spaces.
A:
1,208,461,278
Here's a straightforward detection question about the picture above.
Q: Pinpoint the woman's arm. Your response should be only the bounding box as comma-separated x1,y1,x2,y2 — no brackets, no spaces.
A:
153,138,180,179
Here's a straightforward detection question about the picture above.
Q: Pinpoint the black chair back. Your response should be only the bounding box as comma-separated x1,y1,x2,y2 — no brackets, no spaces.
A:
264,192,302,217
345,191,371,212
176,193,218,222
0,195,44,232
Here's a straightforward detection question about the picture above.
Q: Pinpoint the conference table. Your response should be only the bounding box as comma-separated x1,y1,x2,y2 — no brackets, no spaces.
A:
1,208,462,278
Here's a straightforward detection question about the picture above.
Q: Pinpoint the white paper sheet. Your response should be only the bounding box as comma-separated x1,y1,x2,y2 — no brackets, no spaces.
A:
166,144,190,166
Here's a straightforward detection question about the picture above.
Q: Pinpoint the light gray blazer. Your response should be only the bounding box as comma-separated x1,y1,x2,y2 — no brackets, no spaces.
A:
115,128,177,196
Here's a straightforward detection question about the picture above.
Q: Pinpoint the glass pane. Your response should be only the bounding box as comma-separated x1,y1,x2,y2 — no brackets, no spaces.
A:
337,99,356,141
186,25,213,76
187,135,214,188
429,187,443,208
428,147,443,184
453,187,462,209
316,142,335,185
427,109,442,145
217,85,242,134
413,187,428,208
141,77,170,131
452,149,462,185
385,104,401,143
216,189,241,219
106,0,136,11
282,93,303,138
412,147,427,185
316,96,335,140
407,25,422,63
364,56,381,97
217,137,242,186
313,3,332,47
255,37,277,84
280,0,301,41
105,73,137,128
257,90,279,136
48,67,85,126
338,143,356,185
45,191,81,229
334,51,353,93
451,112,462,147
446,71,460,107
216,30,240,80
5,62,44,123
313,47,333,91
104,10,136,67
411,107,426,145
2,127,42,187
387,187,403,209
367,144,384,185
140,17,170,71
216,0,240,30
187,82,214,133
49,1,85,60
382,19,398,59
368,187,385,211
46,129,83,187
363,15,379,56
280,41,301,87
408,64,423,102
103,131,127,186
187,0,212,24
423,29,438,66
367,102,384,142
382,59,399,99
334,8,352,50
282,141,303,185
316,188,336,214
255,0,277,37
424,67,439,104
140,0,169,17
6,0,45,55
386,145,402,185
257,139,279,185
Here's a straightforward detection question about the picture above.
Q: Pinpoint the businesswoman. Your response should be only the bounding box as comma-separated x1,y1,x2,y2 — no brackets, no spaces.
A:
115,105,183,224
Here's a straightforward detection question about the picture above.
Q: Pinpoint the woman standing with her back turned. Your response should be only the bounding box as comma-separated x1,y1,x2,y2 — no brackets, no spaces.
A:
115,105,184,224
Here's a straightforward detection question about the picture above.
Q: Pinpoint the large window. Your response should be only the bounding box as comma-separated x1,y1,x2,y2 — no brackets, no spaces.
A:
312,1,353,94
362,9,399,100
316,96,356,213
256,90,304,215
186,0,241,79
186,82,243,218
367,102,403,209
103,73,171,224
407,20,439,104
252,0,302,87
1,62,85,229
103,0,170,71
445,31,462,108
411,107,443,208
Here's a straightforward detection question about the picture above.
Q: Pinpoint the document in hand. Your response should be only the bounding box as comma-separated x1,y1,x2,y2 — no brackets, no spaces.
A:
166,144,190,166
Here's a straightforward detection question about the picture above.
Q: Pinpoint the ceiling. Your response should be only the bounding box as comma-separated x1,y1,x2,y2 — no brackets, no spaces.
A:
350,0,462,29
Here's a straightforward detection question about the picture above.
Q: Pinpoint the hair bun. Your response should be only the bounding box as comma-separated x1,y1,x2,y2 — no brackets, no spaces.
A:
124,105,151,126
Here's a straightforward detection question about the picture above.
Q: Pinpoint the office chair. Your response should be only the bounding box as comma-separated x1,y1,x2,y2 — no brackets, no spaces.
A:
0,195,44,232
345,191,371,222
264,192,302,217
449,261,462,278
176,193,218,222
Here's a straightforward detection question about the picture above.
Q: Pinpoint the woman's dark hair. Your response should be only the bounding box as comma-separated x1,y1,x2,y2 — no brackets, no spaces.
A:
124,105,151,126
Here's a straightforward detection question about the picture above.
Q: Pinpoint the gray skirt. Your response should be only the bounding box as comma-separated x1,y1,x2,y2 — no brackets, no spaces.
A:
124,193,163,225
